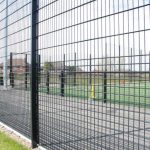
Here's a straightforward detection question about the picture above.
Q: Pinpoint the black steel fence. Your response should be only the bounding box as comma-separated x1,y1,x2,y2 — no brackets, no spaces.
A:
0,0,150,150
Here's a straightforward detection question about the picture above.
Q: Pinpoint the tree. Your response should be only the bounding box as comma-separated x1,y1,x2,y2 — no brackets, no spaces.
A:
44,62,54,72
67,66,76,75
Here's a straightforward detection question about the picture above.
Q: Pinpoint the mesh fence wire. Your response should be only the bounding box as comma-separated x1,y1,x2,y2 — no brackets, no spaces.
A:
0,0,31,138
0,0,150,150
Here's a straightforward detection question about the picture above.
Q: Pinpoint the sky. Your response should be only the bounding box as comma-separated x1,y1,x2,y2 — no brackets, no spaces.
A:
0,0,150,71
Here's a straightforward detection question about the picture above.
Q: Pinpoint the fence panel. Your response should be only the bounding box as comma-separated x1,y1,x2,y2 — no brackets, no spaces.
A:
0,0,31,138
37,0,150,149
0,0,150,150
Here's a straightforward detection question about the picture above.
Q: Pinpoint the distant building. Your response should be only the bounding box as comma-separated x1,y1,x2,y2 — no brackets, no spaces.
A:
0,59,29,74
46,62,83,73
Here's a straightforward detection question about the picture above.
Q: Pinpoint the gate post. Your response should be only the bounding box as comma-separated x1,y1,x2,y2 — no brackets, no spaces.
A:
31,0,39,148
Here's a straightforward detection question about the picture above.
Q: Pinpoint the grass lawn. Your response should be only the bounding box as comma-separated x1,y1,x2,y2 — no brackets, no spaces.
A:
0,131,29,150
39,82,150,108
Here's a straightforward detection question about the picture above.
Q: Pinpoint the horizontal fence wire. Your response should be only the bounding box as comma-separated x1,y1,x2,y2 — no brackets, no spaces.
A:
0,0,150,150
0,0,31,138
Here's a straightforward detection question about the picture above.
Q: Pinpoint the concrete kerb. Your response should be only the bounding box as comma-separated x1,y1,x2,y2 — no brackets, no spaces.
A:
0,122,46,150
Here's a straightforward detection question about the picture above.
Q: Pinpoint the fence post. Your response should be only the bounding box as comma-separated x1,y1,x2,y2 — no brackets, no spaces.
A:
25,54,27,90
31,0,39,148
104,47,107,103
60,54,65,96
10,52,14,88
46,71,49,94
60,70,65,96
104,71,107,103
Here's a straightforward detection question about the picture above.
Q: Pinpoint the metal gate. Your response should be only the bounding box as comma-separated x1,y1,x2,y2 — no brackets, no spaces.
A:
0,0,150,150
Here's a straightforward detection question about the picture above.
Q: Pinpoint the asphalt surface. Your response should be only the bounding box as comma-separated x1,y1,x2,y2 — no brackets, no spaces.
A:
0,88,150,150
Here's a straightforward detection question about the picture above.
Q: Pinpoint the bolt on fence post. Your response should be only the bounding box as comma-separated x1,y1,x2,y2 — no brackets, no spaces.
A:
46,71,49,94
25,54,27,90
31,0,39,148
10,52,14,88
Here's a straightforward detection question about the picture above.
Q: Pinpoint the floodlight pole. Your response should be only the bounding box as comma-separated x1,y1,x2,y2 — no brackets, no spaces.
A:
3,0,8,89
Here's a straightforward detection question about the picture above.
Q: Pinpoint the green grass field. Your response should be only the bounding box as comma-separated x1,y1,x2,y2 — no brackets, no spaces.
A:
39,82,150,108
0,131,29,150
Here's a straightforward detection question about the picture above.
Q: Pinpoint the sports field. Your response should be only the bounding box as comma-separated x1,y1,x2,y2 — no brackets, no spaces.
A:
39,82,150,108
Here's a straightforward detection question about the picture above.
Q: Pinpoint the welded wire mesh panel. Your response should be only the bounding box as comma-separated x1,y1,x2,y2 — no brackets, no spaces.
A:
38,0,150,149
0,0,150,149
0,0,31,138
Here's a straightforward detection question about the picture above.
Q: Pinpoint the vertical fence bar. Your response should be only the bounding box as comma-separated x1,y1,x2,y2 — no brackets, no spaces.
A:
129,48,132,82
140,50,142,81
149,51,150,82
60,70,65,96
31,0,39,148
74,52,76,86
3,0,8,89
25,54,27,90
90,54,92,85
10,52,12,87
46,71,49,94
104,52,107,103
131,48,133,82
10,52,14,88
104,71,107,103
119,46,121,83
38,54,41,84
60,54,65,96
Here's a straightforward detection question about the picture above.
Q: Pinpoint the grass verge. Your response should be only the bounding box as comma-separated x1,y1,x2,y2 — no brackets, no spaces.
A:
0,131,29,150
